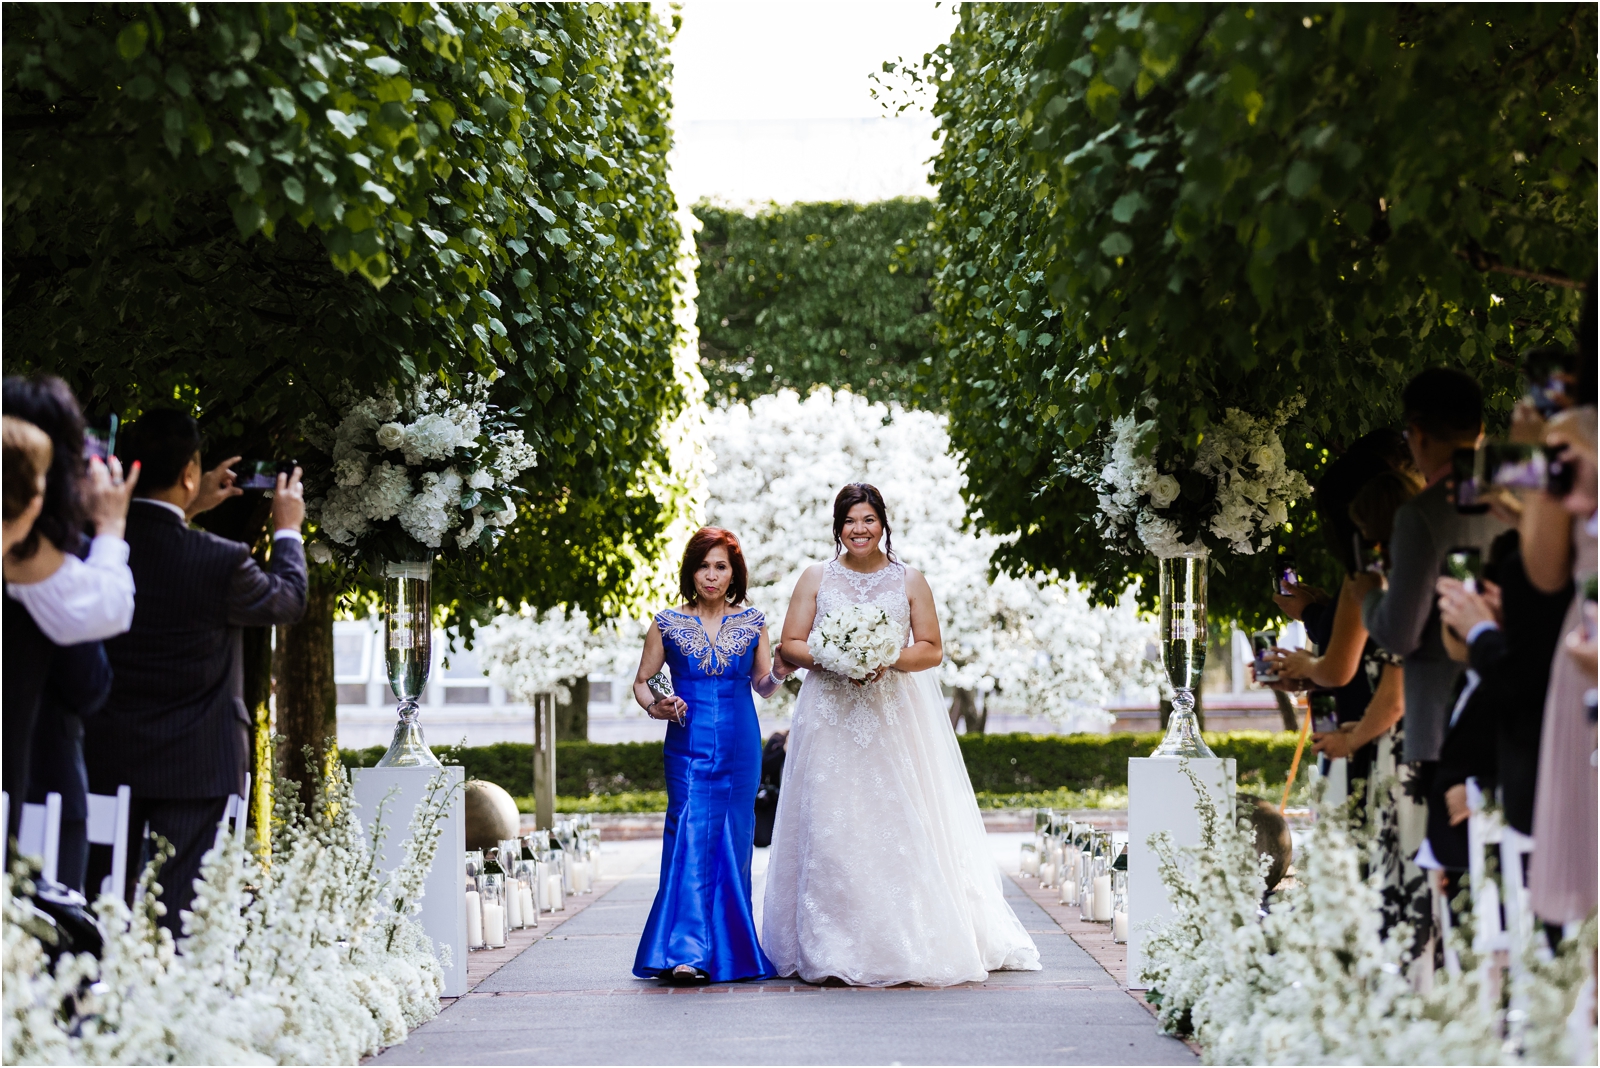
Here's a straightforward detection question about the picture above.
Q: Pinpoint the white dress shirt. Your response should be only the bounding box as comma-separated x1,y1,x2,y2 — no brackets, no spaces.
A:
6,534,136,645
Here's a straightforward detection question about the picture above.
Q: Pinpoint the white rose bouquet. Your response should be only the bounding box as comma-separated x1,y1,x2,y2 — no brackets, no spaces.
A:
808,603,905,681
1073,397,1311,558
300,373,538,565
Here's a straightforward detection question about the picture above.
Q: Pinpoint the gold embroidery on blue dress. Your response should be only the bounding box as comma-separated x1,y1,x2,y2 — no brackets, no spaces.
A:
655,607,765,675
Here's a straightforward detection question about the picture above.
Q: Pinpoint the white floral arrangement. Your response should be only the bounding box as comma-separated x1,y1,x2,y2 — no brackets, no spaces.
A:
1139,766,1597,1064
3,762,454,1065
301,373,538,564
808,602,904,681
1082,398,1312,558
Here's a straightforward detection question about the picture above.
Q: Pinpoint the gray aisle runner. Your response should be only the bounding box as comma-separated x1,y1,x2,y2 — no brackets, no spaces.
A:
368,839,1195,1066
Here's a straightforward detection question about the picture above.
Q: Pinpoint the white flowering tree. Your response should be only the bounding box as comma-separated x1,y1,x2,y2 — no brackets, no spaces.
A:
476,608,648,737
703,389,1158,728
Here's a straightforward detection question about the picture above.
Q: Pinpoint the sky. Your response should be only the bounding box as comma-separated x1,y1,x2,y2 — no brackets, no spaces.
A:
663,1,958,206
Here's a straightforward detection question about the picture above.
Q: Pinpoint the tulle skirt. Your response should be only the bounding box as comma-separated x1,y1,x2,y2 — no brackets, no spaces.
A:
760,666,1041,986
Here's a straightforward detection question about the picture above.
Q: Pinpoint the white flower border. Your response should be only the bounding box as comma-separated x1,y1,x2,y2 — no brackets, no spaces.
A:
4,765,455,1065
1140,766,1598,1064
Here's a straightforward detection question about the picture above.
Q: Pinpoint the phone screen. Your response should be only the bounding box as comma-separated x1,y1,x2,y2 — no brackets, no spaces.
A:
235,459,296,491
1442,547,1484,592
1273,562,1299,596
1452,447,1488,514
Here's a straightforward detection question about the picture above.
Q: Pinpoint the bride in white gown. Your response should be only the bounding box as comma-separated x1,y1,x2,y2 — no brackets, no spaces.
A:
761,483,1041,986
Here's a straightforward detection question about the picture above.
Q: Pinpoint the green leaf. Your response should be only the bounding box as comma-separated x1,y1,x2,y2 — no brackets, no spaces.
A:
1284,159,1320,198
1099,231,1134,258
116,21,148,60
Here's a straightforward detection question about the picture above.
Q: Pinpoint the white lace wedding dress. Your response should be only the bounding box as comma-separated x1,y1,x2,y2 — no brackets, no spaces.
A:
761,559,1041,986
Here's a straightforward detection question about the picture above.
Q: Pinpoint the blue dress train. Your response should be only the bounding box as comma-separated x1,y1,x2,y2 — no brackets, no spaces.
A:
632,606,775,982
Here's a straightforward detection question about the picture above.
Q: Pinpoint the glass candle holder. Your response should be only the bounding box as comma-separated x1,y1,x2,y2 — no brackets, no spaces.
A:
541,848,566,912
496,840,523,929
514,858,538,929
1020,841,1039,876
480,873,507,948
1112,869,1129,943
1059,839,1080,906
464,855,486,950
1091,851,1113,923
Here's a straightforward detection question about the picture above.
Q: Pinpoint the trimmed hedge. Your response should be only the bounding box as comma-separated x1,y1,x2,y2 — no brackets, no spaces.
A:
342,731,1299,797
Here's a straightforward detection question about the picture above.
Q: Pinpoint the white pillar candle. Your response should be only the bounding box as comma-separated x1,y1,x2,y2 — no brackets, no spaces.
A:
572,859,592,894
483,902,506,947
1059,875,1077,906
545,872,565,911
465,889,484,948
1092,873,1113,922
1112,909,1128,942
504,880,522,928
591,850,603,881
519,884,537,927
1039,862,1055,889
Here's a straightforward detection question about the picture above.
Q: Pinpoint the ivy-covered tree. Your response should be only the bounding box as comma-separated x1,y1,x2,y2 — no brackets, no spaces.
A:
925,3,1595,621
694,199,937,407
3,3,692,768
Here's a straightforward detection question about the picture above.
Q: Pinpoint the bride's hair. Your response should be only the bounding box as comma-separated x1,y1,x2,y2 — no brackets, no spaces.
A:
679,526,748,606
832,483,896,561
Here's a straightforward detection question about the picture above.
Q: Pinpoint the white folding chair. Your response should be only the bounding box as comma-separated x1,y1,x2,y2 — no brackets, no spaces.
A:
220,772,251,850
86,785,132,903
17,792,62,884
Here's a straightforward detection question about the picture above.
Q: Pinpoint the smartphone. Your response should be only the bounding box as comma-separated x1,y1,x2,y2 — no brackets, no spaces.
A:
236,459,298,490
83,414,119,465
1272,557,1300,596
1311,694,1338,734
1251,630,1279,684
1452,447,1488,514
1442,546,1484,593
1351,532,1385,575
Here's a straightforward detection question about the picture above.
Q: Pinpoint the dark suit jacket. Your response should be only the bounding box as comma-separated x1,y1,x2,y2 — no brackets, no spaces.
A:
87,501,307,799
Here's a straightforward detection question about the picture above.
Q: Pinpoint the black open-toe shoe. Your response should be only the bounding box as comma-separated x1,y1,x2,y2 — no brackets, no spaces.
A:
665,964,710,985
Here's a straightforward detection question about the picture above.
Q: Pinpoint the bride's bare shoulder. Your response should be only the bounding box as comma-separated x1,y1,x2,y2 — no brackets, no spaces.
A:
793,562,828,591
900,565,934,597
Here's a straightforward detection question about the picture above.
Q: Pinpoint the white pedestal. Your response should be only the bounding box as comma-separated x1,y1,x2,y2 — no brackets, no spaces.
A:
352,765,468,997
1125,756,1235,990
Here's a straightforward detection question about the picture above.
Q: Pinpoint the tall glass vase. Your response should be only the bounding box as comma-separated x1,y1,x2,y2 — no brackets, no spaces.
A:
1151,551,1216,759
375,559,441,768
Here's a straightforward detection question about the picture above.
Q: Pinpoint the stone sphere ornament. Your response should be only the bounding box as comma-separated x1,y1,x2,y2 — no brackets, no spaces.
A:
464,779,521,851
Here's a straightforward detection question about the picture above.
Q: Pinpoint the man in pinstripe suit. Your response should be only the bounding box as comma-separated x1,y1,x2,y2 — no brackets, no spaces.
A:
86,410,307,927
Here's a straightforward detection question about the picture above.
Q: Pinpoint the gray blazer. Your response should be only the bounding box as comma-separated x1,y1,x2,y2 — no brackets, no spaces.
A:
1362,478,1508,762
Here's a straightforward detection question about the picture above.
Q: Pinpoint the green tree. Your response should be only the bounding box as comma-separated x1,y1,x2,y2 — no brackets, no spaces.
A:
4,2,692,766
926,2,1594,621
694,198,937,407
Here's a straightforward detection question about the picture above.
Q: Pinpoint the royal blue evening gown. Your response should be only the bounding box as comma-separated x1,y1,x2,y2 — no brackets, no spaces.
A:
632,606,775,982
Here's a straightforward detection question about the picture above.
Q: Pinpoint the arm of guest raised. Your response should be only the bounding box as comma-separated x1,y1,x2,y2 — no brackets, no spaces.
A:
225,467,308,627
1272,574,1374,688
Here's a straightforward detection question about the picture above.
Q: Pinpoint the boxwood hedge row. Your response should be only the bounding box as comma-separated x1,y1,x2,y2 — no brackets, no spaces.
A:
342,730,1299,798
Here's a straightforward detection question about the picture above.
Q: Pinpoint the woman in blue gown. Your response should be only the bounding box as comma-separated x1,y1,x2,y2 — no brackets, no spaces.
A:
631,526,794,984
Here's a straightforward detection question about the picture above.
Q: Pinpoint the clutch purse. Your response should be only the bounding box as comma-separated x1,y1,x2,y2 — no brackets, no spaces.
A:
647,670,685,725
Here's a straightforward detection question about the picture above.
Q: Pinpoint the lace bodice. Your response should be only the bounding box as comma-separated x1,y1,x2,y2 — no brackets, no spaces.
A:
811,558,910,645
